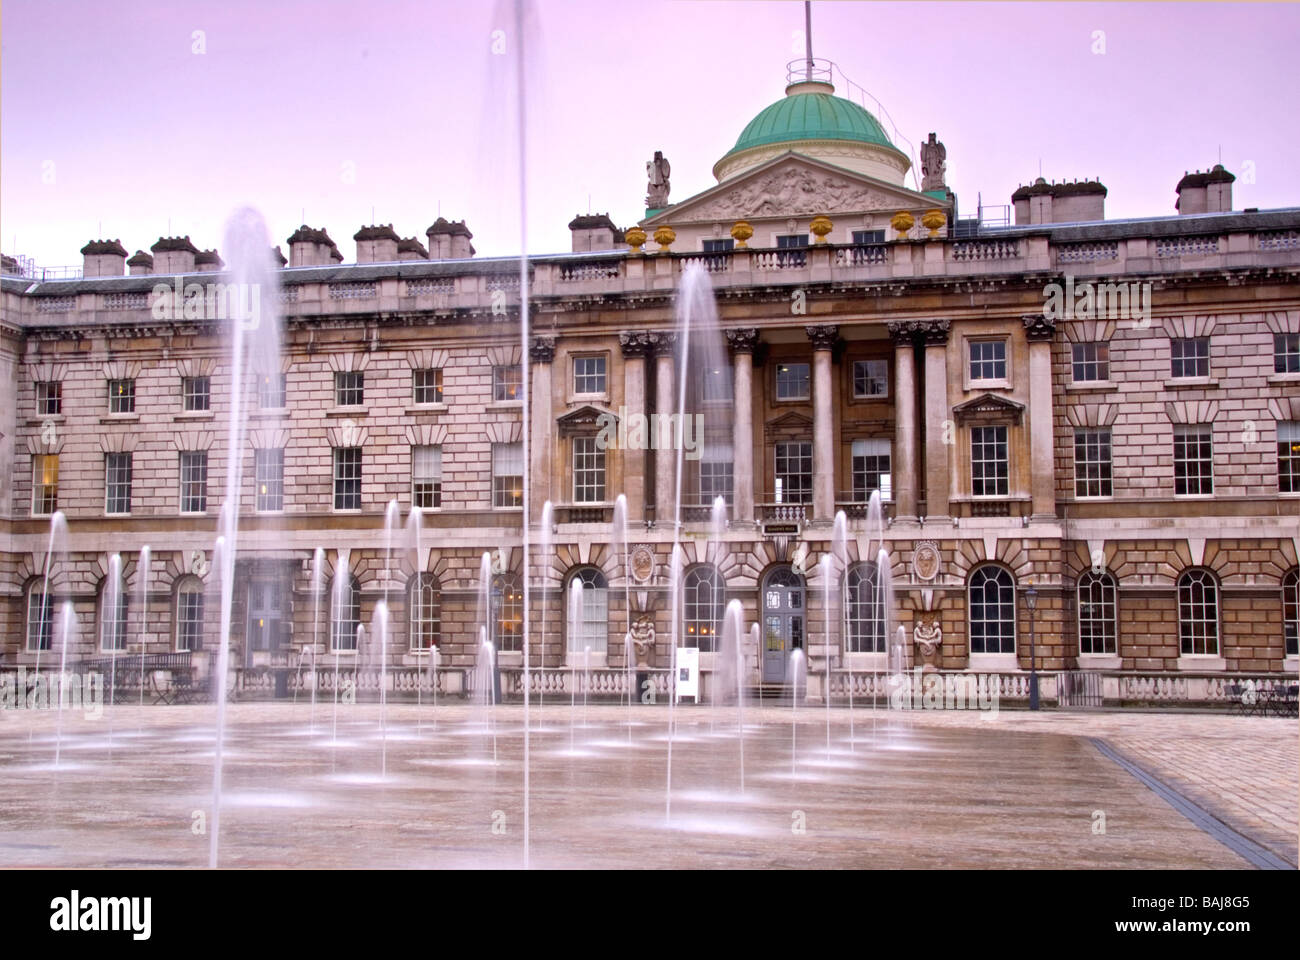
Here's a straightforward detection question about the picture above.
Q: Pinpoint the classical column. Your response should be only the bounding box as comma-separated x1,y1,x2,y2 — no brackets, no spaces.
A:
921,320,952,521
618,332,652,523
725,327,760,526
651,331,677,527
1023,315,1058,521
886,322,919,522
806,324,839,525
528,335,555,523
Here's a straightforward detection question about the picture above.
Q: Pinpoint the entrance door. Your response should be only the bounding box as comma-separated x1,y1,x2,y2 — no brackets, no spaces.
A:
246,577,289,665
762,567,804,683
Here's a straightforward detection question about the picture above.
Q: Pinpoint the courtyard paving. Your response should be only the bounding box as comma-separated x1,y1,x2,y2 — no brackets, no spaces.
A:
0,701,1293,869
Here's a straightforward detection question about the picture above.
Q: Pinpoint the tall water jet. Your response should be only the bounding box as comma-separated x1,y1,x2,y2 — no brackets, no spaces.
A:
404,509,426,717
566,579,583,755
309,547,325,729
34,511,68,692
477,630,497,764
664,542,684,823
373,601,390,777
623,630,635,743
789,648,806,775
136,545,150,710
537,500,553,717
52,601,76,768
820,553,833,756
830,511,851,748
330,556,349,745
720,599,746,792
103,553,123,711
209,208,284,870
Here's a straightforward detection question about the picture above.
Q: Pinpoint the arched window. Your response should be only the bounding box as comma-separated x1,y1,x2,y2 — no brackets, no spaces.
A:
330,576,361,652
409,573,441,651
845,562,885,653
1178,569,1219,656
1077,570,1117,655
175,577,206,652
683,565,724,652
1281,568,1297,657
567,567,608,655
969,565,1015,654
493,572,522,652
26,584,53,652
99,579,129,652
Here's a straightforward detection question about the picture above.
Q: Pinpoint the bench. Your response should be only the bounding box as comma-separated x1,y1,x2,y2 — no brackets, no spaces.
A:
78,653,195,705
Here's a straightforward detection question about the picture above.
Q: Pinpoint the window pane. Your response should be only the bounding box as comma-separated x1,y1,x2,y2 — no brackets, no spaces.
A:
852,359,888,398
494,365,522,401
412,445,442,509
574,356,607,395
182,376,211,412
1173,425,1213,495
971,426,1009,497
969,566,1015,654
1178,571,1219,655
258,372,287,408
180,451,208,513
493,442,523,507
775,362,810,400
37,381,62,416
1171,338,1210,378
413,368,443,404
1071,342,1110,382
969,341,1007,381
177,585,205,651
1275,333,1300,374
1073,428,1113,498
573,436,606,503
33,454,59,515
334,371,364,406
1278,421,1300,494
106,453,133,514
108,378,135,414
774,441,813,503
334,447,362,510
1077,571,1117,654
255,448,285,512
27,589,53,651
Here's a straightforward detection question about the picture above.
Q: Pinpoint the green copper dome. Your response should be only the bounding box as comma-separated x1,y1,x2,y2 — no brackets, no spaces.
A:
725,83,900,157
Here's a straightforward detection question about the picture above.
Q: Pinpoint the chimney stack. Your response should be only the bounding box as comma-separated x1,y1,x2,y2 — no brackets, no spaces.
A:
425,218,474,259
353,224,400,263
80,239,128,277
150,236,200,274
1176,164,1235,215
568,214,622,252
1012,178,1107,224
397,237,429,261
194,249,224,272
127,250,154,275
287,225,342,267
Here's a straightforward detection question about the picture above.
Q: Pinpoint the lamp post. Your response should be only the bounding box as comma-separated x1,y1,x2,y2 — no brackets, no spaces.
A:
1025,584,1039,711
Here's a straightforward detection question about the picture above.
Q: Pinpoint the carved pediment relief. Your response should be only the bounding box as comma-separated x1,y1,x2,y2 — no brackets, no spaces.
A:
952,393,1025,426
557,403,616,435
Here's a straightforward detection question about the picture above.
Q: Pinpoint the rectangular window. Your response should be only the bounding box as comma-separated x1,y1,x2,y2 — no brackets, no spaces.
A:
702,238,734,253
852,229,886,244
105,453,133,514
1278,421,1300,493
970,426,1009,497
412,444,442,509
334,371,364,406
1170,337,1210,378
851,439,892,501
179,451,208,513
702,364,733,402
108,378,135,414
493,364,522,402
573,356,607,395
412,368,443,405
700,442,734,506
258,372,287,409
176,588,204,652
333,447,362,510
36,381,62,416
1276,332,1300,374
775,361,810,400
1071,342,1110,382
32,454,58,515
852,359,888,399
27,590,53,652
182,375,211,412
573,436,606,503
1173,424,1214,495
1073,428,1113,498
255,448,285,512
969,340,1007,382
774,441,813,503
492,441,523,507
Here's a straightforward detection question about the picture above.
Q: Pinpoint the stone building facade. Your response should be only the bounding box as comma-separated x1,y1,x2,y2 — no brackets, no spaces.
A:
1,69,1297,701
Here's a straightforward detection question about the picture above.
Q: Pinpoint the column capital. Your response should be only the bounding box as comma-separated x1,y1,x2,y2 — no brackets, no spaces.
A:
888,319,950,346
804,324,840,351
529,335,556,363
618,331,654,359
724,327,761,354
1021,314,1057,342
649,330,678,357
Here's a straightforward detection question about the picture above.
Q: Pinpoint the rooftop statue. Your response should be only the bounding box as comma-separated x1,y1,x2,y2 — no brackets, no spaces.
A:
921,133,946,191
646,150,671,208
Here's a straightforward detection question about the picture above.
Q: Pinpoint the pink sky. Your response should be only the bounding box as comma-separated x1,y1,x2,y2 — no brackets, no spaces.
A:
3,0,1297,269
